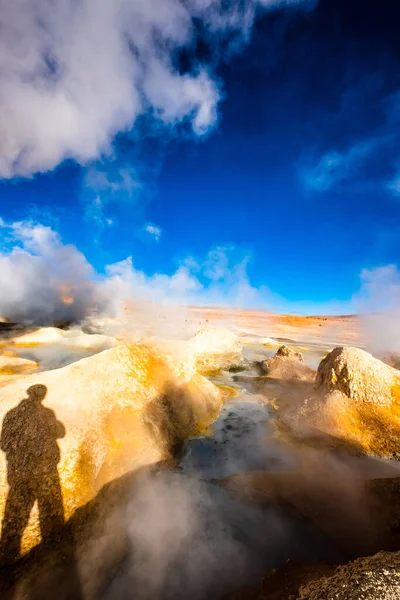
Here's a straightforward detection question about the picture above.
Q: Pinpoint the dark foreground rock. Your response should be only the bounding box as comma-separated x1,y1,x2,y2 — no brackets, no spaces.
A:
297,551,400,599
227,477,400,600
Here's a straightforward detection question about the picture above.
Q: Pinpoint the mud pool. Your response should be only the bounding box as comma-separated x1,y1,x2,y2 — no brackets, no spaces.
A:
180,400,293,479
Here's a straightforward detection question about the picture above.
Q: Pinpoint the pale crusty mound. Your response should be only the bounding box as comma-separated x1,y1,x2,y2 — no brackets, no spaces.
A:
0,355,38,375
188,326,243,373
316,348,400,457
0,343,221,560
276,347,400,457
312,347,400,457
316,346,400,407
10,327,118,351
298,551,400,600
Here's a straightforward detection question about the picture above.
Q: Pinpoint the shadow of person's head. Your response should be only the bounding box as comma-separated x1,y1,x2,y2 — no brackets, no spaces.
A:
27,384,47,403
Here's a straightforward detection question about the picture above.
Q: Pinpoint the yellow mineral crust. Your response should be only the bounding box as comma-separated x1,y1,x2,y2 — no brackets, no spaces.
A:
0,342,222,558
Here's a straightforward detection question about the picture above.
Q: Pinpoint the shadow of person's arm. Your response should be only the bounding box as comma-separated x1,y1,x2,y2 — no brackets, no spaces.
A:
55,419,66,439
47,408,66,440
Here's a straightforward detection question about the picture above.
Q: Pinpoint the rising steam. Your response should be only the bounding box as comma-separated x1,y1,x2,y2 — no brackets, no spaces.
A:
2,219,400,334
0,221,94,323
0,219,275,324
356,265,400,354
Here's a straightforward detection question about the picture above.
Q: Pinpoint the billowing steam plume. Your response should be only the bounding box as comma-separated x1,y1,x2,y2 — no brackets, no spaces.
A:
2,219,400,331
0,219,273,324
356,265,400,354
0,220,94,323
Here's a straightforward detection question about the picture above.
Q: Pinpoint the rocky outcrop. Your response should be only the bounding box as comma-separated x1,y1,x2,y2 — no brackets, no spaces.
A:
268,347,400,459
298,551,400,599
188,327,243,373
258,345,316,381
316,346,400,407
0,343,222,560
310,347,400,457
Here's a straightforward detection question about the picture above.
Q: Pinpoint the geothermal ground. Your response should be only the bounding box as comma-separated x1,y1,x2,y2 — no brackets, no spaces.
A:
189,307,360,345
0,308,399,599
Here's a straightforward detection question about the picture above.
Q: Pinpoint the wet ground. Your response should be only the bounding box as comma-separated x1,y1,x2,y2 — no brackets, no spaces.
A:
180,400,293,479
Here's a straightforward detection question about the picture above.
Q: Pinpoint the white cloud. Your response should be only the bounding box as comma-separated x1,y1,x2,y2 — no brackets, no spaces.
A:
387,172,400,196
84,165,141,228
144,223,162,241
85,165,141,196
299,84,400,197
203,246,230,281
299,140,377,192
0,0,314,179
85,195,114,229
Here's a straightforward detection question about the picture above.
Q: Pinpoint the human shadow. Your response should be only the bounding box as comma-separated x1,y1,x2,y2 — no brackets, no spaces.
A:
0,385,82,599
0,385,66,565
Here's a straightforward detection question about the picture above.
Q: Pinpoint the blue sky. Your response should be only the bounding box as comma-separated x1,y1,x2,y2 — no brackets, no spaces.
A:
1,0,400,317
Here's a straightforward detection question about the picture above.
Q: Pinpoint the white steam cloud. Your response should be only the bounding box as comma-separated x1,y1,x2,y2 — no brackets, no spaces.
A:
0,0,313,179
102,246,274,311
0,220,275,324
99,471,301,600
3,218,400,340
355,265,400,354
0,220,94,323
3,218,400,344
